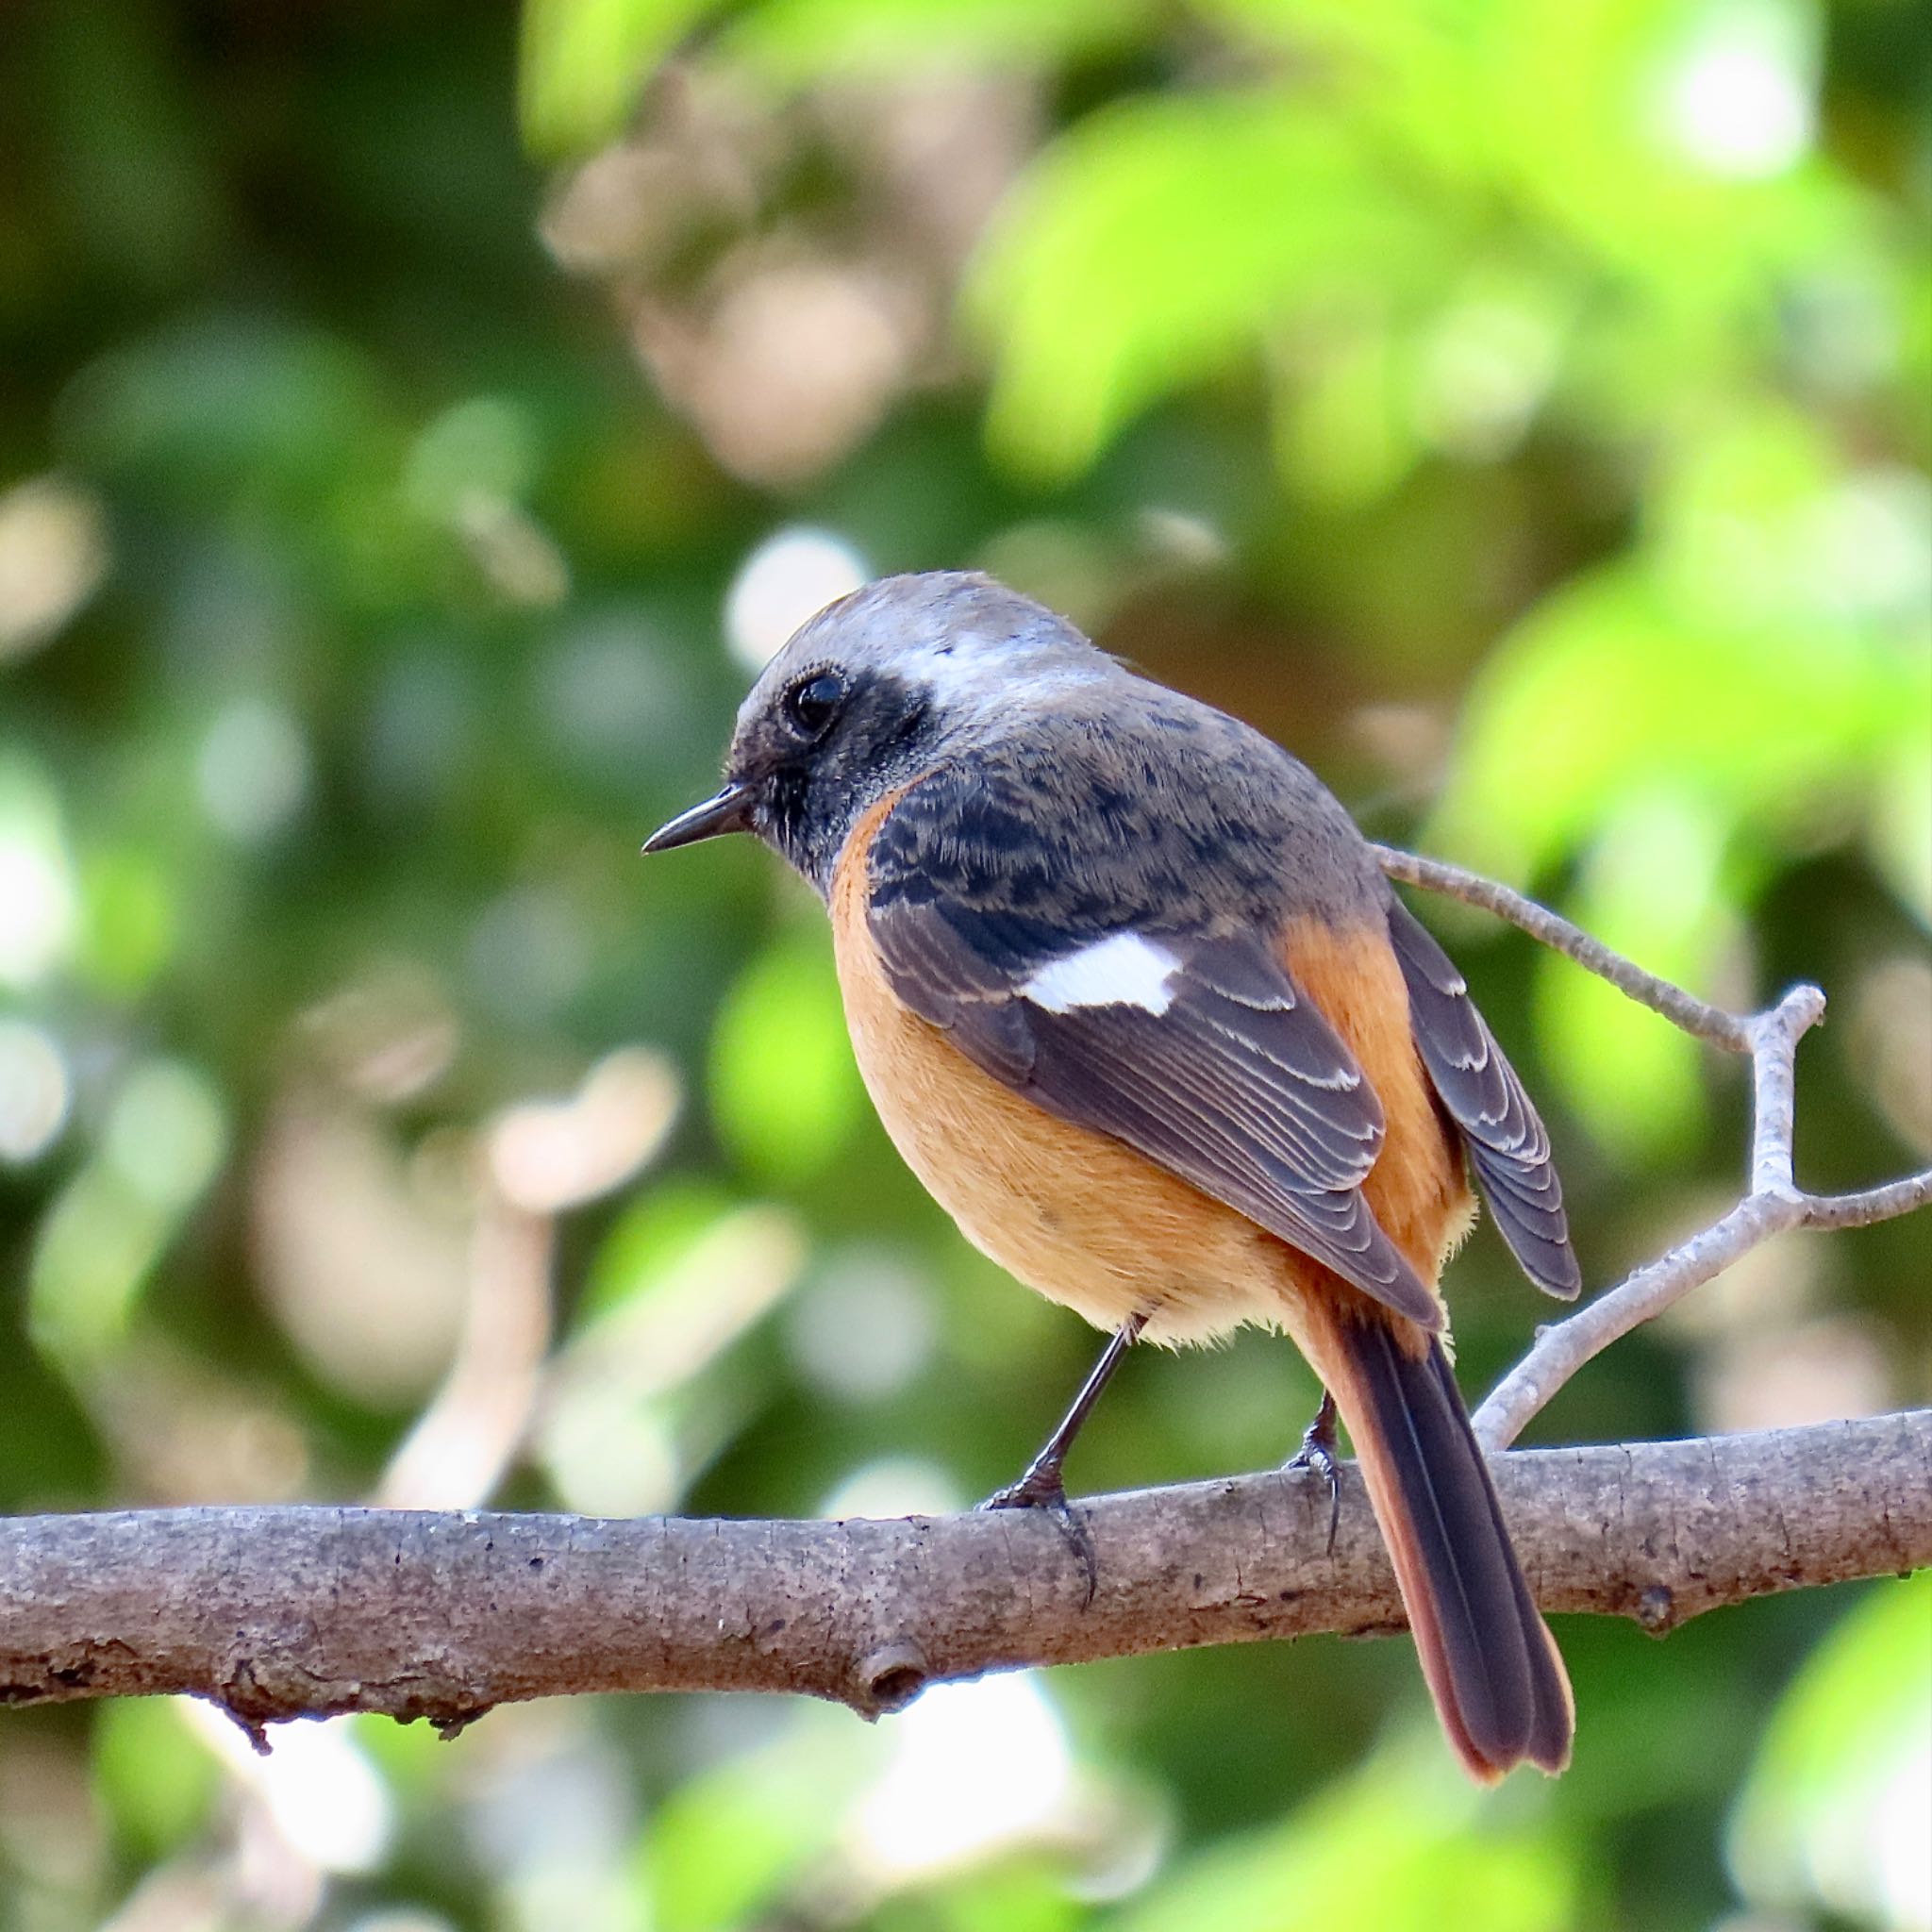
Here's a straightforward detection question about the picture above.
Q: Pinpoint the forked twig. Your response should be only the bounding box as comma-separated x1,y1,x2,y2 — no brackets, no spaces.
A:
1373,846,1932,1449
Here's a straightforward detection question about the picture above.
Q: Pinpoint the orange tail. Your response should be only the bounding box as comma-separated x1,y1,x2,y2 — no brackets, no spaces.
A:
1312,1302,1574,1780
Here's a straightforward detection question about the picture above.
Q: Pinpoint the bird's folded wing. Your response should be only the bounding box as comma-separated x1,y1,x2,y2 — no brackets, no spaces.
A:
867,863,1443,1330
1386,899,1581,1300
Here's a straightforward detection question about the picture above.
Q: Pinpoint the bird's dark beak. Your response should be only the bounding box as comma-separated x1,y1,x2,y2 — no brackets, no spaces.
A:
642,781,755,854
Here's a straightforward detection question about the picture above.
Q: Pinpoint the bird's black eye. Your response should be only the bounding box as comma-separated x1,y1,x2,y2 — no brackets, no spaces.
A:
783,671,845,740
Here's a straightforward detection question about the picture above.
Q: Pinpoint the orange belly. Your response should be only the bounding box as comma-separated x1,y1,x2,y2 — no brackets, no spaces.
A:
828,812,1473,1349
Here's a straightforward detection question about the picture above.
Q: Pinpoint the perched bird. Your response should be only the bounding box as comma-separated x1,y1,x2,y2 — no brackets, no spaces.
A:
647,571,1580,1780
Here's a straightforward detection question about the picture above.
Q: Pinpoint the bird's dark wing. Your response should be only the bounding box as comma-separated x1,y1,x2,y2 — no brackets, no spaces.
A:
865,778,1443,1330
1386,899,1580,1300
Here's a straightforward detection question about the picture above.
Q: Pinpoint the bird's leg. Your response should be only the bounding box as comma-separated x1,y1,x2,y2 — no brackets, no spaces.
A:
1284,1388,1342,1552
982,1312,1146,1602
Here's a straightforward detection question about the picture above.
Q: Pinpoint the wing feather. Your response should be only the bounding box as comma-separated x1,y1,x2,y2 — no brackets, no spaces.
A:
871,885,1443,1330
1386,900,1581,1300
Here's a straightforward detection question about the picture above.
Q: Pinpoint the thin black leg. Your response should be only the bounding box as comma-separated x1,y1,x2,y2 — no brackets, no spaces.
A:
981,1311,1147,1601
1284,1388,1342,1552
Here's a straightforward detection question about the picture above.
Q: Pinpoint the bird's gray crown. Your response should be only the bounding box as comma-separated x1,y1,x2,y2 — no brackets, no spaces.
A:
717,572,1115,893
737,570,1107,744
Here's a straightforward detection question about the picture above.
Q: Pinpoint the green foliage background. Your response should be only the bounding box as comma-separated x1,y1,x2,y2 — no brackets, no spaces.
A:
0,0,1926,1926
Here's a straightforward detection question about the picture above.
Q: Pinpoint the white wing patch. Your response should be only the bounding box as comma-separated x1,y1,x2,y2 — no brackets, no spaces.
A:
1022,932,1181,1016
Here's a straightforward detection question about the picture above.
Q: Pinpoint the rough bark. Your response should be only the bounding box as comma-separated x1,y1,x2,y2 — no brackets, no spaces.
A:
3,1411,1924,1745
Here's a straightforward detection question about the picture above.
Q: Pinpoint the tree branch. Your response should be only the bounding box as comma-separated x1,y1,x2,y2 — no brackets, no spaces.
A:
1,1412,1924,1742
4,850,1922,1751
1374,847,1932,1448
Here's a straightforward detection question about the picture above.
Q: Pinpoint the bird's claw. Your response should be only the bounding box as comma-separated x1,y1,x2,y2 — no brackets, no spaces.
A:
980,1465,1100,1606
1284,1391,1342,1554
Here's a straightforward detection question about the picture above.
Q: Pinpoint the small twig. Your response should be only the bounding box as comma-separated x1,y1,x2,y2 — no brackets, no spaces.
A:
1375,848,1931,1449
1800,1174,1932,1227
1373,846,1752,1049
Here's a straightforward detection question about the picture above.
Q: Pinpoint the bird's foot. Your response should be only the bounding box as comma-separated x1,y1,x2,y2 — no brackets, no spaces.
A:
1284,1390,1342,1554
980,1462,1099,1607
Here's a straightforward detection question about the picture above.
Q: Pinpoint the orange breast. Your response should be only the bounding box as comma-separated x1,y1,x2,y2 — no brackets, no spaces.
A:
827,798,1471,1350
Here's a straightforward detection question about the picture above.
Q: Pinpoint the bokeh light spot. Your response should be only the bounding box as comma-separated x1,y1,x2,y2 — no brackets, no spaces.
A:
0,764,77,989
1657,1,1816,179
197,698,311,842
0,1019,71,1164
0,475,109,663
724,527,869,672
847,1673,1075,1882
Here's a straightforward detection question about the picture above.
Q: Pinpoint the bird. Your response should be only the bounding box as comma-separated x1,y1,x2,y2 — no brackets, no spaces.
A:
645,569,1580,1780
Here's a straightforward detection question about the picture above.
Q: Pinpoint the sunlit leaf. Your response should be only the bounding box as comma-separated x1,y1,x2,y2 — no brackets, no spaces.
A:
1872,738,1932,924
970,94,1446,482
1271,322,1422,508
1729,1574,1932,1931
1200,0,1490,186
1114,1737,1580,1932
519,0,724,157
1482,0,1848,320
721,0,1153,83
1534,786,1734,1157
1429,563,1907,883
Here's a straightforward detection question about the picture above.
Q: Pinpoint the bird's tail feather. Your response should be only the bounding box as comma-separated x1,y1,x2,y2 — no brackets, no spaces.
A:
1312,1303,1574,1780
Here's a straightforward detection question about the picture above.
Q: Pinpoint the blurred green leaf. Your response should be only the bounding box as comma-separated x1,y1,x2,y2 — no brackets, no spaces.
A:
583,1177,739,1320
721,0,1153,83
1535,787,1734,1157
1873,738,1932,923
27,1060,227,1370
1729,1574,1931,1929
405,395,542,522
971,95,1446,483
1430,563,1921,882
61,317,392,508
353,1707,462,1800
708,925,864,1184
0,755,77,991
1433,455,1929,1150
1114,1738,1582,1932
75,844,177,999
914,1862,1085,1932
544,1184,806,1509
93,1700,219,1859
644,1707,873,1930
1198,0,1492,191
575,1190,806,1359
1271,322,1421,508
519,0,724,157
